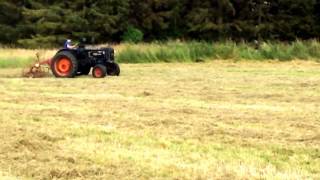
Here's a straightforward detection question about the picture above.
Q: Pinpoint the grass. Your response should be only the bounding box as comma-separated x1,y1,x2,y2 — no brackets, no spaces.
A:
116,40,320,63
1,40,320,68
0,48,55,68
0,61,319,179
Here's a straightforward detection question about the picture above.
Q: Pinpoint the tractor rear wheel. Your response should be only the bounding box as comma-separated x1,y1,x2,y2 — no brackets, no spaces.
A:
92,65,107,78
107,63,120,76
51,51,78,78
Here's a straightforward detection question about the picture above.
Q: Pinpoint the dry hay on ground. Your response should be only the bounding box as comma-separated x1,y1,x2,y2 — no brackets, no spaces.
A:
0,61,319,179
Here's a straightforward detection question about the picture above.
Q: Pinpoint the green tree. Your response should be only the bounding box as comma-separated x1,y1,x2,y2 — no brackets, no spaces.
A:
128,0,183,40
0,1,22,43
0,0,319,46
185,0,235,40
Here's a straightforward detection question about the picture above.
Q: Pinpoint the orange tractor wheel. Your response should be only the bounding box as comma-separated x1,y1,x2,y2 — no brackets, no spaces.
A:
92,65,107,78
51,51,78,78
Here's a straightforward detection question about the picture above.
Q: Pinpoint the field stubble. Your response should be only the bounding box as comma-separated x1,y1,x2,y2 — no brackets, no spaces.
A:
0,61,319,179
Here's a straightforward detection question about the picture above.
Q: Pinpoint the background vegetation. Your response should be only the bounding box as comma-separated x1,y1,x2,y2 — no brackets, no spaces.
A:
117,41,320,63
1,40,320,68
1,0,320,48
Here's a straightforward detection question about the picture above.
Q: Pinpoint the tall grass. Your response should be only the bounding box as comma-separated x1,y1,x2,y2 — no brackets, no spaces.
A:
117,41,217,63
0,57,34,68
117,40,320,63
0,41,319,68
0,48,55,68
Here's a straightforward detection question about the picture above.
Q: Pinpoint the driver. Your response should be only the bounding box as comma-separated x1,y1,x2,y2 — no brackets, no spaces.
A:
64,39,78,49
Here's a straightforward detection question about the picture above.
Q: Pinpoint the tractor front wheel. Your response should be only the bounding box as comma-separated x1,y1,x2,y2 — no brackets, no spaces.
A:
51,51,78,78
92,65,107,78
107,63,120,76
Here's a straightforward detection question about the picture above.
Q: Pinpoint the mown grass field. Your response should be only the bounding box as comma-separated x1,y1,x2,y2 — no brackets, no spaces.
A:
0,60,319,179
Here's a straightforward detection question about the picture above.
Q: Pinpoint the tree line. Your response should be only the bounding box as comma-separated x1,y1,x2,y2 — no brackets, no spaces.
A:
0,0,320,47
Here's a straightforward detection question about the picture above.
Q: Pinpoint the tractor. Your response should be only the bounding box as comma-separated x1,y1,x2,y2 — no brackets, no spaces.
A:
50,42,120,78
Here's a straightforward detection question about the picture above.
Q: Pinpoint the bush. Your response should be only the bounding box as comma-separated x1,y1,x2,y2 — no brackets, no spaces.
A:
122,26,144,43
